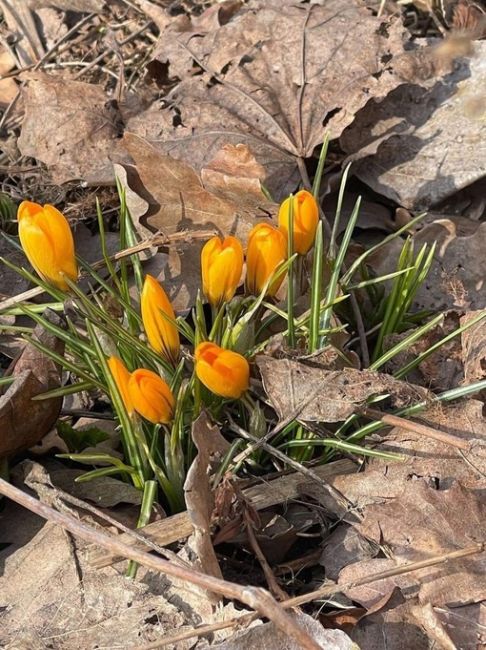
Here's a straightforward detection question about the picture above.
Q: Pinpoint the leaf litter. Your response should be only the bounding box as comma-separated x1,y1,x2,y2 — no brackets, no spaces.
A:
1,0,486,648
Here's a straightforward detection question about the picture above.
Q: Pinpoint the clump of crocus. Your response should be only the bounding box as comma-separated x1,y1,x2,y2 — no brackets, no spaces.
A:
107,356,134,414
17,200,78,290
245,222,287,297
128,368,175,424
141,275,180,366
195,342,249,399
201,235,244,307
278,190,319,255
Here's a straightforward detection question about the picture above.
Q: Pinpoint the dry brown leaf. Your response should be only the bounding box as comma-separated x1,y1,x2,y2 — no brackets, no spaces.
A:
257,356,429,423
320,524,378,581
184,412,230,583
348,481,486,607
212,611,356,650
331,398,486,509
382,311,464,392
369,218,486,312
341,41,486,210
117,133,275,310
0,310,65,457
434,602,486,650
18,71,126,185
140,0,412,198
0,510,187,648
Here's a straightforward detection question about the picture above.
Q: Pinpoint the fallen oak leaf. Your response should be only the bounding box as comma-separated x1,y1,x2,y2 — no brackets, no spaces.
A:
256,356,430,423
0,309,65,457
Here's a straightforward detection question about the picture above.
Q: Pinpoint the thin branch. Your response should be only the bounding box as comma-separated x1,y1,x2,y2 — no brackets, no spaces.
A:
0,477,322,650
363,408,471,451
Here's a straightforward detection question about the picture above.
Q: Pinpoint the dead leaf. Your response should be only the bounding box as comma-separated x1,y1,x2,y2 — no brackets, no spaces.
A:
382,311,464,392
434,602,486,650
0,310,65,457
338,482,486,609
411,602,458,650
18,71,126,185
0,513,187,648
349,598,430,650
341,41,486,210
257,356,429,423
331,398,486,510
184,412,230,583
117,133,275,310
320,524,378,581
140,0,413,198
212,611,356,650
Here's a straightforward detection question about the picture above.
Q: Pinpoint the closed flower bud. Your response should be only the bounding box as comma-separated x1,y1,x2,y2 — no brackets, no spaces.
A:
201,235,244,306
195,342,249,399
278,190,319,255
246,223,287,297
107,356,134,415
17,200,78,290
141,275,180,365
128,368,175,424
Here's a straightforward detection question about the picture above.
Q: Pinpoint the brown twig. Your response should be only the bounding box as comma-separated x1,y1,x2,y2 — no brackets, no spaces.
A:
140,541,484,648
363,407,471,451
243,507,288,601
0,477,322,650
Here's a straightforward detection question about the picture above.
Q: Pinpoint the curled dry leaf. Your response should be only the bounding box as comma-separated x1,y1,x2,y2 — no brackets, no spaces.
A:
341,41,486,210
257,356,429,423
0,310,65,457
183,412,230,583
142,0,413,198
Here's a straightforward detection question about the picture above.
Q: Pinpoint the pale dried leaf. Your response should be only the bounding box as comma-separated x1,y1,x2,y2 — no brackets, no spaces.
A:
0,516,187,648
320,524,378,581
341,42,486,210
0,48,18,106
27,0,104,11
141,0,413,198
18,71,126,185
212,612,356,650
257,356,429,423
117,133,275,310
184,412,230,582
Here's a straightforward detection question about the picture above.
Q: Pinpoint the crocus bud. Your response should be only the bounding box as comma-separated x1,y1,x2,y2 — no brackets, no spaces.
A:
107,356,134,415
17,201,78,290
128,369,175,424
278,190,319,255
141,275,180,365
195,342,249,399
245,223,287,297
201,235,244,307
